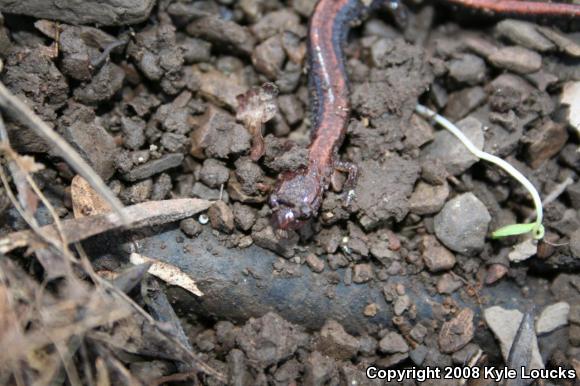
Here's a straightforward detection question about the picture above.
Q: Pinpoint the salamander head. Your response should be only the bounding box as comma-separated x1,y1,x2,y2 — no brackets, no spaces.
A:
269,169,321,230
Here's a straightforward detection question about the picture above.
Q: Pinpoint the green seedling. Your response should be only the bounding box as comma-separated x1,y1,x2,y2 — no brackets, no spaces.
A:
414,104,544,240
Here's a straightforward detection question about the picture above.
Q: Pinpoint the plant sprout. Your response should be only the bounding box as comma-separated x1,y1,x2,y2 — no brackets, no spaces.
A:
414,104,545,240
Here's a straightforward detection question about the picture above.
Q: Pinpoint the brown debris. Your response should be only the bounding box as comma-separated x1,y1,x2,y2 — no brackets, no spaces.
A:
236,83,279,161
439,308,475,354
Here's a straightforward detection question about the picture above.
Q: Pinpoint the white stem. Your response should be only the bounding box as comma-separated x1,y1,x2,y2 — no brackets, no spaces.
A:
414,104,543,229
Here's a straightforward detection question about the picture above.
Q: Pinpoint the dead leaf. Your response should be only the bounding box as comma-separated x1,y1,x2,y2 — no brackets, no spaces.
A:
130,253,203,296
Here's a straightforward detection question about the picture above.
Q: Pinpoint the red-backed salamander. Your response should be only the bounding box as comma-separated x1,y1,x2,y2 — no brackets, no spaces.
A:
269,0,580,230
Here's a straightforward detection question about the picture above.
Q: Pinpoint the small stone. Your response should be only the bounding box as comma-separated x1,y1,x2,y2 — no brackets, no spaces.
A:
363,303,378,317
187,16,255,55
250,9,302,41
463,35,499,58
370,240,398,265
195,67,247,110
434,193,491,255
437,273,463,294
315,320,359,360
483,306,544,370
191,105,251,159
305,254,324,273
252,35,286,80
232,203,256,232
443,86,487,121
485,263,509,285
447,54,486,85
439,308,474,354
536,302,570,334
278,94,304,126
358,334,378,356
122,153,184,182
421,235,456,272
120,179,152,204
199,159,229,188
566,181,580,210
421,116,484,176
252,224,298,258
180,37,211,64
180,218,203,237
303,351,337,386
524,119,568,169
74,62,125,104
570,304,580,325
488,46,542,74
409,181,450,215
192,182,229,201
409,345,428,366
495,19,555,52
151,173,172,200
355,156,420,230
451,343,481,365
352,264,374,284
62,117,117,180
537,27,580,58
405,114,434,149
508,239,538,263
410,324,428,344
208,201,235,234
394,295,411,316
379,332,409,354
570,325,580,346
121,116,146,150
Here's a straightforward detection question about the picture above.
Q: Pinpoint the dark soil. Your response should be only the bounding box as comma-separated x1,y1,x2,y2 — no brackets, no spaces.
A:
1,0,580,385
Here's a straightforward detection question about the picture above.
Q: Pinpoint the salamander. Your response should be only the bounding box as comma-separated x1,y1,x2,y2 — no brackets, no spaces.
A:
269,0,580,230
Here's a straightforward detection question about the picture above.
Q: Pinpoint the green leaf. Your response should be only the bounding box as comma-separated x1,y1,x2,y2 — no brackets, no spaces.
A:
492,223,538,239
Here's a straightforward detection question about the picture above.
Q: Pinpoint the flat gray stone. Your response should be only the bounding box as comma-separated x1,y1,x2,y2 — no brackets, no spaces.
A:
536,302,570,334
495,19,555,52
0,0,155,26
483,306,544,370
489,46,542,74
421,116,484,176
434,193,491,255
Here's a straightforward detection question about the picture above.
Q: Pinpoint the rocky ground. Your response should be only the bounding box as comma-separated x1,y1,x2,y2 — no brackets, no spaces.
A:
0,0,579,385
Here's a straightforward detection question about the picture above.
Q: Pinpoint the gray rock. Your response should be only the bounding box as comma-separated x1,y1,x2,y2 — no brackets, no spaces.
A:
187,16,255,56
199,159,229,188
447,54,486,85
355,156,419,230
62,119,117,180
121,117,146,150
443,86,487,121
421,235,456,272
122,153,184,182
569,228,580,258
434,193,491,255
488,46,542,74
483,306,544,370
421,116,484,176
0,0,155,26
409,181,450,215
379,332,409,354
536,302,570,334
566,181,580,210
495,19,555,52
315,320,360,360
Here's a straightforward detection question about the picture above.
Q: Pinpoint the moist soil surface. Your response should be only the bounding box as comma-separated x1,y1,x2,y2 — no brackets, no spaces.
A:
1,0,580,385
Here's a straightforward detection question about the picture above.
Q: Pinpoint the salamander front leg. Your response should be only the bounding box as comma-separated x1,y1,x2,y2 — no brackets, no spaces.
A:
333,161,359,206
